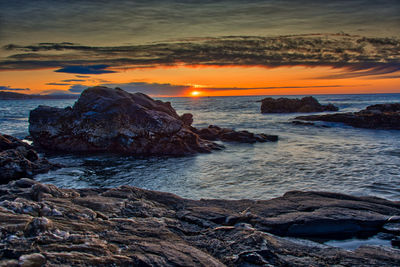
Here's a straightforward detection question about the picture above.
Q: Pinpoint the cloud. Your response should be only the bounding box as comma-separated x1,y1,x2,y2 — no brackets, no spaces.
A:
0,85,30,91
46,82,70,86
62,79,86,82
68,84,89,93
76,75,91,78
39,89,79,95
1,34,400,80
316,63,400,79
55,65,116,74
2,1,400,49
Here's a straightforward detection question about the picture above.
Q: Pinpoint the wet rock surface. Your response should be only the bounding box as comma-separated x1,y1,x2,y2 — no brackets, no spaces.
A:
261,96,338,113
0,134,58,184
295,103,400,130
1,179,399,266
29,87,275,156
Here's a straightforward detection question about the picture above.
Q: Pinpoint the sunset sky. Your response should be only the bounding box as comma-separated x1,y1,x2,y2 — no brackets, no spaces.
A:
0,0,399,96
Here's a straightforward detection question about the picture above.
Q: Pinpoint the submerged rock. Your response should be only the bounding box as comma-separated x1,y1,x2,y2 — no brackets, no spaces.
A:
295,103,400,130
29,86,275,156
0,134,58,184
261,96,338,113
0,179,399,266
194,125,278,143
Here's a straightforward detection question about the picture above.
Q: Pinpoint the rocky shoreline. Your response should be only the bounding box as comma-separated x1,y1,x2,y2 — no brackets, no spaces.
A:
0,178,399,266
2,89,400,266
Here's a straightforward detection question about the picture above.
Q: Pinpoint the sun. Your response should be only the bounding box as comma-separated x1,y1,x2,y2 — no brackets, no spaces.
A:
190,91,201,97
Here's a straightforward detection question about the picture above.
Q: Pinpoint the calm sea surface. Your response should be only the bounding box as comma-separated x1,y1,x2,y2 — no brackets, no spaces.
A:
1,94,400,201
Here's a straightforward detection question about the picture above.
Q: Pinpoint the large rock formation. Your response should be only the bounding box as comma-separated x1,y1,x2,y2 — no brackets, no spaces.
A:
29,87,276,156
295,103,400,130
261,96,338,113
0,179,399,266
0,134,58,184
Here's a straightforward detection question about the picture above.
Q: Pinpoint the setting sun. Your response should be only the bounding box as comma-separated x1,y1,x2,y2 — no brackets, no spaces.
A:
190,91,201,97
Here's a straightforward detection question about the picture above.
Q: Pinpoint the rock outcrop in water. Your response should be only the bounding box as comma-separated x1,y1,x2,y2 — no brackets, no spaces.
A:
295,103,400,130
0,178,399,266
261,96,338,113
29,87,276,156
0,134,58,184
194,125,278,143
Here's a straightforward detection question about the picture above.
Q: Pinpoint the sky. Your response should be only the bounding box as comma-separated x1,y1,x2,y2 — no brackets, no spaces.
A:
0,0,399,96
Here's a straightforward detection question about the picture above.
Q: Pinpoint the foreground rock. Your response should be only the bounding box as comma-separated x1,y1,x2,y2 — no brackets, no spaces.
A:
0,134,58,184
261,96,338,113
295,103,400,130
29,87,276,156
1,179,399,266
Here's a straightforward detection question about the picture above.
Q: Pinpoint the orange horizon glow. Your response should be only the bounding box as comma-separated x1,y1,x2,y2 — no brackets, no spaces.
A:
0,64,399,97
190,91,201,97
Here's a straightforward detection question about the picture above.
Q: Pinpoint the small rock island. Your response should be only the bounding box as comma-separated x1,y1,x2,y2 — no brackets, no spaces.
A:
29,86,277,156
295,103,400,129
261,96,338,113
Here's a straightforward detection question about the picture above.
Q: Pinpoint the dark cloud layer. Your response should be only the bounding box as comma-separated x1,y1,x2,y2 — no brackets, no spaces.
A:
0,86,30,91
1,34,400,78
62,79,86,82
317,63,400,79
46,82,70,86
55,65,116,74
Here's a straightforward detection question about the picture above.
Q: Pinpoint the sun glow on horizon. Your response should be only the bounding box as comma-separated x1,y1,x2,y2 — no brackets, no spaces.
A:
190,91,201,97
0,65,399,96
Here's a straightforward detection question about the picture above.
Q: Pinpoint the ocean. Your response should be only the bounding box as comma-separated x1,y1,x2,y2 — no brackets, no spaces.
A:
1,94,400,201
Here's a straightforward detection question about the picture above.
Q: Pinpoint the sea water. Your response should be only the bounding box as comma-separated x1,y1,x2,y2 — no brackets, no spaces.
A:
1,94,400,201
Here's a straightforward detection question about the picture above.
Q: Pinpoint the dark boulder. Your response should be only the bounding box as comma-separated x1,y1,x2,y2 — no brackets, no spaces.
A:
0,134,58,184
261,96,338,113
291,120,315,126
29,87,221,156
295,103,400,130
29,87,275,156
